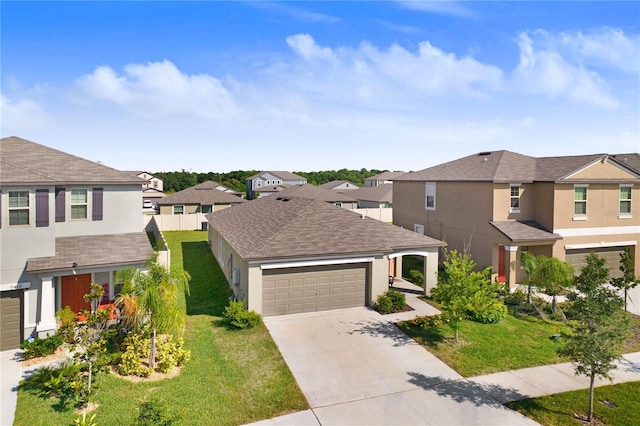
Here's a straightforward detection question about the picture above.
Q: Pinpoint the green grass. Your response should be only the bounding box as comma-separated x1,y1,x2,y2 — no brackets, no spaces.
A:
15,231,308,426
507,381,640,425
398,314,571,377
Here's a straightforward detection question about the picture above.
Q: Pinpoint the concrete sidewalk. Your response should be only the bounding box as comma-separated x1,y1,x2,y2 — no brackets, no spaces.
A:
1,349,22,426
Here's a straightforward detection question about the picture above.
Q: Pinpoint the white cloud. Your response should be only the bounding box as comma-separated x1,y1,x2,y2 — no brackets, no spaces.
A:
556,28,639,73
286,34,337,62
396,0,475,18
0,94,51,131
513,32,618,108
75,60,238,120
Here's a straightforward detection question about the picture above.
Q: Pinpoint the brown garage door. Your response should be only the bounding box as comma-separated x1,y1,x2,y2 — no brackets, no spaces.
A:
566,246,626,279
262,263,367,316
1,290,23,351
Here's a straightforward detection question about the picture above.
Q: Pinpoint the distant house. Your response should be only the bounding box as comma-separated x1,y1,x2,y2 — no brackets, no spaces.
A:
158,180,245,215
393,150,640,288
276,184,358,209
0,137,153,349
246,171,307,199
319,180,360,191
126,171,165,207
364,171,405,187
206,195,442,316
347,184,393,209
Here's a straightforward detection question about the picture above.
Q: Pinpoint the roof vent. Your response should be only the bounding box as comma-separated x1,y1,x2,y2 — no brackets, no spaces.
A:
478,151,491,156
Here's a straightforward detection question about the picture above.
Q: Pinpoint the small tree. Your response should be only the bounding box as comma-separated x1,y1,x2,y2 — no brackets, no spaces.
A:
611,246,639,312
116,260,190,368
558,253,630,422
520,252,538,304
536,256,574,313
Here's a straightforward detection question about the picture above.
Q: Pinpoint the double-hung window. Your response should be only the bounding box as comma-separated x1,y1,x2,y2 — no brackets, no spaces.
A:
425,182,436,210
70,189,88,219
9,191,30,225
574,185,588,218
173,205,184,215
510,184,520,212
620,185,632,217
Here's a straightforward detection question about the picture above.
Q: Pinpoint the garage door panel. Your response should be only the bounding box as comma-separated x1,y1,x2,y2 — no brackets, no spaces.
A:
263,264,367,316
566,247,626,279
1,290,24,351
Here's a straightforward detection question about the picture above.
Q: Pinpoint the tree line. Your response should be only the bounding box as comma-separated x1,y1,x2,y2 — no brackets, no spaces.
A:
154,168,387,194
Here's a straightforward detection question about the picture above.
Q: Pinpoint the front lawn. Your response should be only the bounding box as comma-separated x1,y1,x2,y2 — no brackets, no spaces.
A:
15,231,307,426
507,381,640,425
398,314,571,377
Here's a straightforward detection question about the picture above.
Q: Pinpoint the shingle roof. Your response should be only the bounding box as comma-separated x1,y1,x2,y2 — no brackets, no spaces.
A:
0,136,144,185
345,184,393,203
366,171,405,181
26,233,153,273
207,195,442,261
489,221,562,243
612,153,640,174
158,180,246,205
276,184,357,203
248,171,306,181
396,150,639,183
318,180,359,190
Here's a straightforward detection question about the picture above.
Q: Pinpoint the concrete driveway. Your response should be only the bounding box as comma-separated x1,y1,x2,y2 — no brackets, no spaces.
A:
261,307,537,425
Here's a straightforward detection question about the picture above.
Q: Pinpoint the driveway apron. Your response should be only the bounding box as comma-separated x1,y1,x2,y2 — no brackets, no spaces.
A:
264,307,537,425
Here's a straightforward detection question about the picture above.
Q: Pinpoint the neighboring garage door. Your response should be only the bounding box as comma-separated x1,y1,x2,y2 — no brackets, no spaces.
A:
566,246,626,279
1,290,23,351
262,263,367,316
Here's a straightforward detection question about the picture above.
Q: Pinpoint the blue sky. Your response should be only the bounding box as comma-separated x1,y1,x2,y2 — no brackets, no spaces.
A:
2,1,639,173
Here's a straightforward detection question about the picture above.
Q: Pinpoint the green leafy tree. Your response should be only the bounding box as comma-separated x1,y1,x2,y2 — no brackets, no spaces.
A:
558,253,630,422
611,246,639,312
116,261,190,368
520,252,539,304
536,256,574,313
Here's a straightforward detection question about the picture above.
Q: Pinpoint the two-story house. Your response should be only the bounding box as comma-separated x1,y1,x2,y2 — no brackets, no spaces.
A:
157,180,246,215
245,171,307,200
126,171,165,208
393,150,640,288
0,137,153,350
364,171,405,187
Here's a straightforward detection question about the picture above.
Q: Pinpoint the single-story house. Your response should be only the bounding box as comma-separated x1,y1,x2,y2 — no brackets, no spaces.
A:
319,180,360,190
346,184,393,208
158,180,245,214
206,195,442,316
276,184,359,209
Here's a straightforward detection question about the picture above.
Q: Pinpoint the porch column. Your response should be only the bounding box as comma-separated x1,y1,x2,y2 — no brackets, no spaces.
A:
423,251,439,296
36,276,57,337
505,245,519,289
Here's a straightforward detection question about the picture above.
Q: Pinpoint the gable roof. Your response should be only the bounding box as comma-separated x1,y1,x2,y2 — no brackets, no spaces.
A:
366,171,405,181
346,184,393,203
612,153,640,174
159,180,246,205
248,170,306,181
318,180,359,190
207,196,442,261
0,136,144,185
276,184,357,203
396,150,639,183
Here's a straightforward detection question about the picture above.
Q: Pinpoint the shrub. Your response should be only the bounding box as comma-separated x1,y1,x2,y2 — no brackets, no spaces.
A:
119,345,152,377
375,290,406,314
504,290,527,307
223,300,263,329
466,291,508,324
156,336,191,374
20,334,64,359
387,290,406,311
375,294,394,314
135,398,178,426
55,306,77,344
408,269,424,286
409,314,444,329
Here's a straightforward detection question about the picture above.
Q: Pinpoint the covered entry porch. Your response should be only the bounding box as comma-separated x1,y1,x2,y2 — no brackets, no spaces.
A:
387,250,439,295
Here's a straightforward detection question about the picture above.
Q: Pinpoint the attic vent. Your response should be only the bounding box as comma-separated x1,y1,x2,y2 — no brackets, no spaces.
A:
478,151,491,156
276,197,291,202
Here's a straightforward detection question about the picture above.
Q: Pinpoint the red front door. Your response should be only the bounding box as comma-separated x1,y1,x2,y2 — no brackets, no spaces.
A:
61,274,92,312
498,246,506,283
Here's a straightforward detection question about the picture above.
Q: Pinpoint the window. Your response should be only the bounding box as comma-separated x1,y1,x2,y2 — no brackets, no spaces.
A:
510,185,520,211
334,202,342,207
200,205,213,214
425,183,436,210
620,185,632,215
9,191,29,225
153,180,158,188
574,186,588,216
70,189,88,219
414,224,425,234
256,180,262,188
173,205,184,215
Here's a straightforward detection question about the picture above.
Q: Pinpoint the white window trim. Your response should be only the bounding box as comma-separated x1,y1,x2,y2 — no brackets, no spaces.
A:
425,182,436,211
619,184,632,218
70,188,89,220
8,190,31,226
509,184,521,213
414,224,425,235
173,205,185,215
573,184,588,220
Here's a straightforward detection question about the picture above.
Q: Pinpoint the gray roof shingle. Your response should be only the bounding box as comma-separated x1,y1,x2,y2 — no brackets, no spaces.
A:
26,233,153,273
247,171,307,181
276,184,358,203
345,184,393,203
366,171,405,182
318,180,359,190
396,150,639,183
1,136,144,185
159,181,246,205
489,221,562,243
207,195,442,261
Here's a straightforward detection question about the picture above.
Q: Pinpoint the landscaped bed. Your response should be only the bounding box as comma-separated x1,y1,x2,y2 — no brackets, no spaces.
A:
15,231,308,426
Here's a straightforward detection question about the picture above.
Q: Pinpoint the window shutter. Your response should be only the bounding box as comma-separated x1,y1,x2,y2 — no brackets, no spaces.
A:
36,189,49,227
0,189,2,228
55,188,65,222
92,187,103,221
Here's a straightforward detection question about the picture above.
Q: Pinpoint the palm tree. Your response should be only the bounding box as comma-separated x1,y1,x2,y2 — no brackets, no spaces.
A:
116,261,190,368
520,252,539,304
